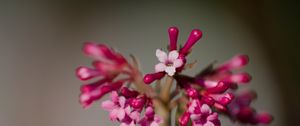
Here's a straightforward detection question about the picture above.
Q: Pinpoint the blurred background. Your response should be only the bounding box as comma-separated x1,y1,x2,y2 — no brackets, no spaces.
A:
0,0,299,126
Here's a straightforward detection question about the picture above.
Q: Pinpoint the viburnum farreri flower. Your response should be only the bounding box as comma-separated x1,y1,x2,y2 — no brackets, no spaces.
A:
76,26,273,126
155,49,183,76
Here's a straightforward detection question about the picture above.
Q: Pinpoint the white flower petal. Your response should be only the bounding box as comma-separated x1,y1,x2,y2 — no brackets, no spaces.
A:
156,49,168,63
207,113,218,121
155,63,167,72
200,104,212,114
119,96,126,108
203,121,214,126
165,66,176,76
173,59,183,68
117,108,126,120
168,50,179,62
110,108,119,120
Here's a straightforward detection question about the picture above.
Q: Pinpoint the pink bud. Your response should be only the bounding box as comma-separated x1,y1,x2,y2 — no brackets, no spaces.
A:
76,66,101,80
143,72,165,84
213,103,228,112
185,88,198,98
223,73,251,84
236,107,255,123
92,61,119,74
206,81,230,94
178,112,190,126
82,42,104,57
83,42,126,64
256,112,273,124
168,27,179,51
79,81,123,108
180,29,203,55
217,55,249,71
130,98,146,109
210,93,234,106
201,96,215,106
80,79,109,92
120,87,139,98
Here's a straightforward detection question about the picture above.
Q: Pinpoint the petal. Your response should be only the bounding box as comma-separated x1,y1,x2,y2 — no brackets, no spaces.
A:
150,122,159,126
119,96,126,108
156,49,167,63
190,114,200,120
207,113,218,121
203,121,214,126
168,50,179,61
200,104,212,114
173,59,183,68
154,115,163,123
155,63,166,72
129,121,135,126
124,106,132,114
101,100,116,110
165,66,176,76
130,111,140,121
110,108,119,120
117,108,126,120
111,91,119,102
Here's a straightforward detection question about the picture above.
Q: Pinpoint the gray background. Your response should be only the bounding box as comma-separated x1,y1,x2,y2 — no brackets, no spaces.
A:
1,1,299,126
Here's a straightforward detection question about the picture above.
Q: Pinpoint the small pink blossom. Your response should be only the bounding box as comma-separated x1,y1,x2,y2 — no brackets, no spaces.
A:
101,91,141,123
188,100,220,126
139,106,163,126
155,49,183,76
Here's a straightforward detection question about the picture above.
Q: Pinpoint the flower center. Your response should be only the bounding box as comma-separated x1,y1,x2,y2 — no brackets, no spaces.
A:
166,61,173,66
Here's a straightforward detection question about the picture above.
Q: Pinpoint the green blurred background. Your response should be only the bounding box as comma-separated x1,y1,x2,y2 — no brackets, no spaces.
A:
0,1,299,126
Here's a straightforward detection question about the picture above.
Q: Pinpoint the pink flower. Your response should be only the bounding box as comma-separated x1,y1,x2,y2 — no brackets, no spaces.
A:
101,91,128,121
101,91,141,123
155,49,183,76
188,100,220,126
139,106,163,126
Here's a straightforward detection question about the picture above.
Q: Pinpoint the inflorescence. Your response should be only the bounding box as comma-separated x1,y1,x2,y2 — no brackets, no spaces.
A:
76,27,273,126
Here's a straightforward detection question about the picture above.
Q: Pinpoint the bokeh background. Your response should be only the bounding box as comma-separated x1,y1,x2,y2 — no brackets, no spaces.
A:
0,1,299,126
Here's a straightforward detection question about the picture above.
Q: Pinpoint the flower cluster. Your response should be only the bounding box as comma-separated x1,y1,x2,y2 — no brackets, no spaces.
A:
76,27,273,126
102,88,162,126
144,27,202,84
76,42,129,108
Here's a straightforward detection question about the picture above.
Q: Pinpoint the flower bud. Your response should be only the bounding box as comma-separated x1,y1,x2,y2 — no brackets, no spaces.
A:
168,27,179,51
180,29,202,55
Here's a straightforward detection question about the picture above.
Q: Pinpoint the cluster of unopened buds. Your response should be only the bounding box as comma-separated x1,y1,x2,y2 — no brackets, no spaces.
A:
76,27,273,126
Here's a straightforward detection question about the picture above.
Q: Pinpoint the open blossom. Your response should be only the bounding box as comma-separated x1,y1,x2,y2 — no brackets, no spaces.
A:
144,27,202,84
102,90,162,126
139,106,163,126
189,101,220,126
155,49,183,76
101,91,132,121
179,99,220,126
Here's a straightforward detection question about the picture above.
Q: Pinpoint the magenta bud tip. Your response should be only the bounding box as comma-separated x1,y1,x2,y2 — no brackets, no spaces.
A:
144,74,154,84
256,112,273,124
168,27,179,51
168,27,178,33
180,29,203,55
